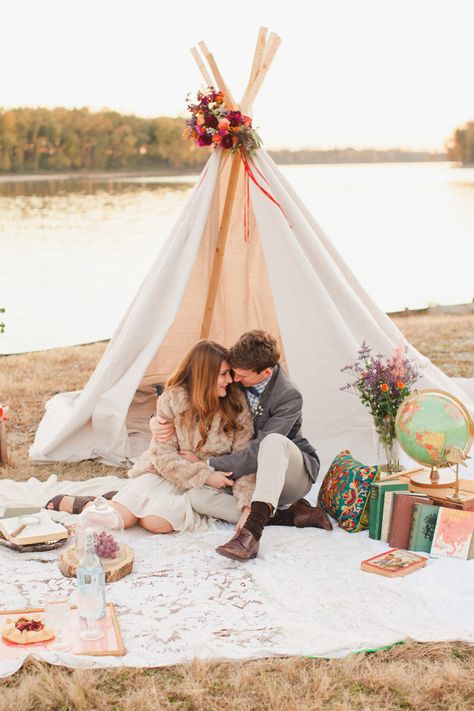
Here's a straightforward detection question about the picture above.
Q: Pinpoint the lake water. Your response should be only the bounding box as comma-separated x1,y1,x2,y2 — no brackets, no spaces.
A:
1,162,473,354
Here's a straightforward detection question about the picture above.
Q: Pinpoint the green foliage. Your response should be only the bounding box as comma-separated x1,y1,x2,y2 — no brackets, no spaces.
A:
447,121,474,164
0,107,448,174
0,308,5,334
0,108,206,173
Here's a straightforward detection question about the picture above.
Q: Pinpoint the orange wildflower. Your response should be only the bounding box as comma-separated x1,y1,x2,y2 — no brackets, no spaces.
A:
212,134,222,144
380,383,389,393
396,381,405,389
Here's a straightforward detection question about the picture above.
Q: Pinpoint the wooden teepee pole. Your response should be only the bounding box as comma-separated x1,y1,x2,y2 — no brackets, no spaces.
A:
200,150,241,339
242,32,281,110
190,46,213,87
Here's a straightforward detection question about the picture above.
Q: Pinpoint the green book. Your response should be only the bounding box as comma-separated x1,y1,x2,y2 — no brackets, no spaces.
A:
368,480,409,540
408,503,440,553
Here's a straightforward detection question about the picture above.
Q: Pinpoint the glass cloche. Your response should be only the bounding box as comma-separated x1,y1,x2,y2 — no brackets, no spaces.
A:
75,497,124,564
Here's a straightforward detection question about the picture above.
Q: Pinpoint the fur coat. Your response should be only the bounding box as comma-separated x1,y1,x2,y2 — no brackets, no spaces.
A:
128,385,256,510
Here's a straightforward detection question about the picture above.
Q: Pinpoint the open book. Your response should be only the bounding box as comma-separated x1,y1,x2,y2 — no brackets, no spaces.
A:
0,510,68,545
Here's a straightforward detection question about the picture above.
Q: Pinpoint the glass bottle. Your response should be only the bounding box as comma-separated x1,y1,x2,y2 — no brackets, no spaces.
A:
77,528,106,639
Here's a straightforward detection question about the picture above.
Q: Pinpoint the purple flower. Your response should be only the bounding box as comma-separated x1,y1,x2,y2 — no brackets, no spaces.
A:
340,343,422,419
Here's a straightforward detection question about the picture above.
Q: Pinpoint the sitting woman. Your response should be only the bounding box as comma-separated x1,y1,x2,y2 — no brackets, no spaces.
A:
47,341,255,534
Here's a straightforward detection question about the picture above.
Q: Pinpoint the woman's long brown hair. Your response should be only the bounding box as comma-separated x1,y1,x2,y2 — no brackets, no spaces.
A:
166,340,244,449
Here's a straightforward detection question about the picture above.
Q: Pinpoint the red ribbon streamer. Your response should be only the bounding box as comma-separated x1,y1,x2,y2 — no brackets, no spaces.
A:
239,147,286,231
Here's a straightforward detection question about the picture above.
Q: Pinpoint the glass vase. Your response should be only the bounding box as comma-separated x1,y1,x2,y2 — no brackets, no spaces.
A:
372,414,403,475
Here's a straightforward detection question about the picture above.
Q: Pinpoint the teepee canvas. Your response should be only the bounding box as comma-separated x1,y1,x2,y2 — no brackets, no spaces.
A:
30,28,474,475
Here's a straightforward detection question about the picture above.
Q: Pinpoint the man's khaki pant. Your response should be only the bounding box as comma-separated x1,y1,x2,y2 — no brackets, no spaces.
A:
189,433,312,523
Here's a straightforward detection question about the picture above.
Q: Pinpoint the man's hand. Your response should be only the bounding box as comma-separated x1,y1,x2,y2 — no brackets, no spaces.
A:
236,506,250,532
206,471,234,489
178,450,200,463
150,416,175,442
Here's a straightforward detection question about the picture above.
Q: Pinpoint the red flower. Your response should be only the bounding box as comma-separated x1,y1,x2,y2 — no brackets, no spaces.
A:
198,133,212,146
380,383,389,393
221,134,234,149
228,110,243,126
205,113,218,129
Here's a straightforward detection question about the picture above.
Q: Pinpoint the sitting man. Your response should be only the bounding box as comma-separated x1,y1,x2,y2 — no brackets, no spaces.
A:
154,330,332,561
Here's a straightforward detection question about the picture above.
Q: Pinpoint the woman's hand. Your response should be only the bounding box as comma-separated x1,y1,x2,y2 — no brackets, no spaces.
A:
206,471,234,489
236,506,251,532
178,450,200,463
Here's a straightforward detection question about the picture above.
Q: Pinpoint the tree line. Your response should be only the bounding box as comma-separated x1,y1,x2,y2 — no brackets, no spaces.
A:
269,147,445,164
0,108,205,172
447,121,474,164
0,107,451,174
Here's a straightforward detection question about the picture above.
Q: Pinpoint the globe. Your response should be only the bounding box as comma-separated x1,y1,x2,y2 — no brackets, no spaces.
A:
395,388,473,487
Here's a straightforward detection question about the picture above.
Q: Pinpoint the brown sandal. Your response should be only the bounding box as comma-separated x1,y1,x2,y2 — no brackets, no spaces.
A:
45,491,117,515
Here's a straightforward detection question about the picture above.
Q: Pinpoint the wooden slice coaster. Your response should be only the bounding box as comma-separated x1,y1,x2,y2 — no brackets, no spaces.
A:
58,544,134,583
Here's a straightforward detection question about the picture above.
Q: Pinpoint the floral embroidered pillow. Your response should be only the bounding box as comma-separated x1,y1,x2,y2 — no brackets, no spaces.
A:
317,450,380,532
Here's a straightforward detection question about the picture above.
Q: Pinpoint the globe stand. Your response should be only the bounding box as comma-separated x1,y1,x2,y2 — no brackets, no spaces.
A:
446,463,467,502
410,467,456,489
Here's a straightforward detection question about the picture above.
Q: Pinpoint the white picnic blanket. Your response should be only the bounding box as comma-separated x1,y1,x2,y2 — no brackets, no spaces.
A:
0,474,473,677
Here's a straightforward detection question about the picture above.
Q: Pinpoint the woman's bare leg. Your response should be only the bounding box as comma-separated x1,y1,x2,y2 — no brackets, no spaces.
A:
139,516,174,534
47,496,138,528
110,502,139,529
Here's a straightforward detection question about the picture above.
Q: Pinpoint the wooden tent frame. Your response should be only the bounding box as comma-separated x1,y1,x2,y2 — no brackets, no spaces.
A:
190,27,282,339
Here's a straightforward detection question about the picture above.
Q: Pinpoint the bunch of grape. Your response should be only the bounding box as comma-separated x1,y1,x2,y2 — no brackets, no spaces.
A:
94,531,119,559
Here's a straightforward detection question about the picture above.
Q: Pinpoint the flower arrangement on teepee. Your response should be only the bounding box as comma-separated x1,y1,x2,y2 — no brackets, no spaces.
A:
184,88,262,154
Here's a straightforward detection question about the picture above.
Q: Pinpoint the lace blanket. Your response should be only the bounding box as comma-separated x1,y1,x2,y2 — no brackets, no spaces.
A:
1,475,474,677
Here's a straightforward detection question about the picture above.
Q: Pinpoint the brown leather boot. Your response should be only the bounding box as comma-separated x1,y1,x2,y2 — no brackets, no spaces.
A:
267,499,333,530
216,528,260,561
216,501,272,561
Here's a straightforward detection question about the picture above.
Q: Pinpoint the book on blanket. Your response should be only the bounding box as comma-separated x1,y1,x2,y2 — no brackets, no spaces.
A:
430,508,474,560
408,503,440,553
368,479,409,540
0,510,68,545
387,493,432,550
361,548,428,578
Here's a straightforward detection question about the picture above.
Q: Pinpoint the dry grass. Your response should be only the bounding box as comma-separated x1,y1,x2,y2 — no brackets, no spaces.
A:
1,642,474,711
0,313,473,708
391,313,474,378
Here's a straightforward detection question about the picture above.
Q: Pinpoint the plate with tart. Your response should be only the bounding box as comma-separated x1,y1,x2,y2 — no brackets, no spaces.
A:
2,615,55,645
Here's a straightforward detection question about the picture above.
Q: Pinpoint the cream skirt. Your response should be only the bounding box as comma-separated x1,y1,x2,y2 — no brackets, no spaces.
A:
112,473,209,533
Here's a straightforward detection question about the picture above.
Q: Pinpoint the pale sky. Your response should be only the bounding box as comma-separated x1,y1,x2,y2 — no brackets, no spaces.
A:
1,0,473,150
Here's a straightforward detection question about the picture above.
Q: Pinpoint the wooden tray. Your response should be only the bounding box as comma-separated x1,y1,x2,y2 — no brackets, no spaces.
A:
0,603,125,658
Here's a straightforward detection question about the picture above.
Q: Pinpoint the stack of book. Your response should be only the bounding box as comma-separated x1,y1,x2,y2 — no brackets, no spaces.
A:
368,477,474,560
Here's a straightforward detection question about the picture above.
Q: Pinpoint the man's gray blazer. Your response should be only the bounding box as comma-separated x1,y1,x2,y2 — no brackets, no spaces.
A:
209,363,320,482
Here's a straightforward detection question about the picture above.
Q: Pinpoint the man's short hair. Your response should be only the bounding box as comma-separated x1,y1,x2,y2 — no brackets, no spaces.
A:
230,330,280,373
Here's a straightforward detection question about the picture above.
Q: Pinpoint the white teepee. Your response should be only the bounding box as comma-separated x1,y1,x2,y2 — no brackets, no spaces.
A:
30,28,474,474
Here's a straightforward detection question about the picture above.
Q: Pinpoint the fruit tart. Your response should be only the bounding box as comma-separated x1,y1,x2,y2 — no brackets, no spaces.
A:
2,616,55,644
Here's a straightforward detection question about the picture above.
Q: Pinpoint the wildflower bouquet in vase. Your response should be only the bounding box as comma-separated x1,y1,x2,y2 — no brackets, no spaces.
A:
341,342,421,473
